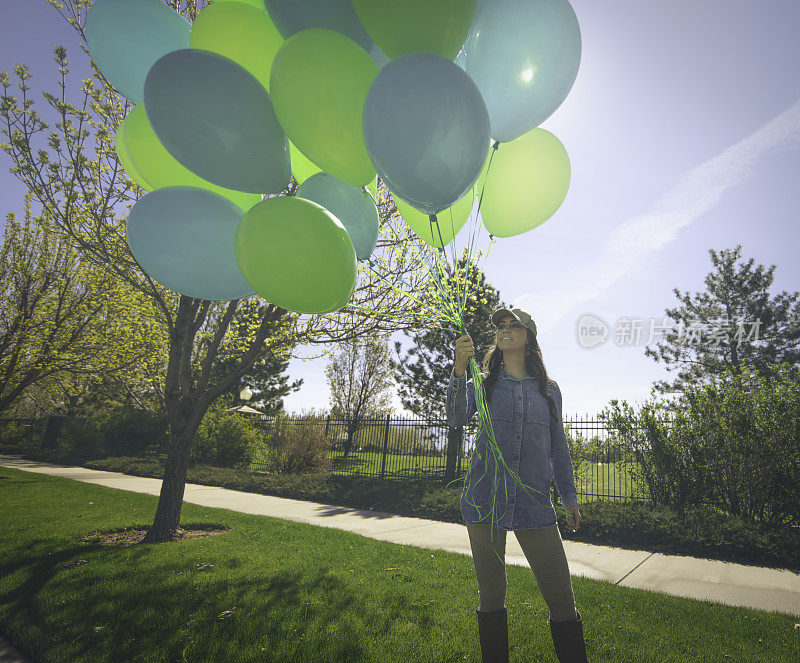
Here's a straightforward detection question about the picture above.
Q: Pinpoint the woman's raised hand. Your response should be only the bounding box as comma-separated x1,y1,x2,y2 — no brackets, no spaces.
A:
454,335,474,378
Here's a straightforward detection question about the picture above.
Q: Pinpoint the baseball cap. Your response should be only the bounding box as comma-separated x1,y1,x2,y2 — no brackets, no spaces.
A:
491,306,537,337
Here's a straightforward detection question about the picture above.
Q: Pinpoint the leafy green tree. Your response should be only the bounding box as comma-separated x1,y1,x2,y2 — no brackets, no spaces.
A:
325,334,394,458
645,245,800,398
0,2,437,542
0,198,160,416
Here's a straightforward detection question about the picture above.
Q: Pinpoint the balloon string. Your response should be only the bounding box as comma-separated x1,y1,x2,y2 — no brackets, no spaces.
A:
387,223,468,339
425,137,500,330
453,138,572,559
365,151,566,564
459,140,499,322
396,223,457,315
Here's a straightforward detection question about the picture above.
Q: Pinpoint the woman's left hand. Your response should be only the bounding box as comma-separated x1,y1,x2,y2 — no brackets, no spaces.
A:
564,505,581,532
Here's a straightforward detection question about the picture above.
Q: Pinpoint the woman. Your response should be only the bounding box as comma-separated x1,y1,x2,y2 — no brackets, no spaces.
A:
447,306,588,662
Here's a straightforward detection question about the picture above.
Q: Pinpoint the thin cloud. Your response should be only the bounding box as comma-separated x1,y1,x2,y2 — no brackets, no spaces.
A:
515,96,800,332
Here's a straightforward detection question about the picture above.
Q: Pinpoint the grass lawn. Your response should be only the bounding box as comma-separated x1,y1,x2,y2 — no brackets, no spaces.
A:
1,467,797,662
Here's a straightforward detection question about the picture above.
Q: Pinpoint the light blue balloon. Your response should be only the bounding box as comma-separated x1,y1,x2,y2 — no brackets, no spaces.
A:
264,0,386,68
126,186,255,301
297,173,379,261
144,49,290,194
363,53,490,216
466,0,581,142
85,0,190,103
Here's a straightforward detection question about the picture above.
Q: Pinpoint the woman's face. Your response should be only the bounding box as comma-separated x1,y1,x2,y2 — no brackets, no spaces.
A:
496,315,528,354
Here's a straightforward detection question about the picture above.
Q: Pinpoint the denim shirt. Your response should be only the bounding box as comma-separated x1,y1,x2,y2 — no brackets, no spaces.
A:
446,366,578,530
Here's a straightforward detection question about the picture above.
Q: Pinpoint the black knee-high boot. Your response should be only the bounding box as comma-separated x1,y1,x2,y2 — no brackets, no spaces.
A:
476,607,509,663
548,610,588,662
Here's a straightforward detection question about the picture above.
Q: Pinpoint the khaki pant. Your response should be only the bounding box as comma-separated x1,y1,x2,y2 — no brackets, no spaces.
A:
466,522,578,621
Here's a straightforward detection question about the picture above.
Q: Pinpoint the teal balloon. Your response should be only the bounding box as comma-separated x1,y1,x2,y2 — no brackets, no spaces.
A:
144,49,289,194
125,186,255,301
297,172,379,261
455,0,488,71
85,0,190,103
466,0,581,142
264,0,386,68
363,53,489,215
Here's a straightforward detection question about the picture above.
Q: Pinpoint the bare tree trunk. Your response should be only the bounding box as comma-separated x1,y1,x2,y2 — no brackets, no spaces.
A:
141,406,204,543
343,426,355,458
141,297,287,543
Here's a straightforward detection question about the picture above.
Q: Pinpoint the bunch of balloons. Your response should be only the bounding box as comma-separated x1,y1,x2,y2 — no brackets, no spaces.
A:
89,0,580,314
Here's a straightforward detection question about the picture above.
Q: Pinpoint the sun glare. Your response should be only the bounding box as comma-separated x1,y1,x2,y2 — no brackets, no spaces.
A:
521,67,535,84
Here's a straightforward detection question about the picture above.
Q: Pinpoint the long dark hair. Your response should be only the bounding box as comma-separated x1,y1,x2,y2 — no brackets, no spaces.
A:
480,327,559,421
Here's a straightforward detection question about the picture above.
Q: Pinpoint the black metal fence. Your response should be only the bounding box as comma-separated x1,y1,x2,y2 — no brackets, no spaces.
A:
0,415,85,450
0,413,653,504
250,413,653,503
0,417,49,447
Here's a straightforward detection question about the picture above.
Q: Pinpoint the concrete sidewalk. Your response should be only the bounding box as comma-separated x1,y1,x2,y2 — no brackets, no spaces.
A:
3,455,799,619
0,635,35,663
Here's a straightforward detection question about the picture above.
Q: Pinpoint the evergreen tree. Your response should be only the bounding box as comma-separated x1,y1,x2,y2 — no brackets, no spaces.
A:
208,299,303,415
645,245,800,398
390,252,508,482
391,251,507,420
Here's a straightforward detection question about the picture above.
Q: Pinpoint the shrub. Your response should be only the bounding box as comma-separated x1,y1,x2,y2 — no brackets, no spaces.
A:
191,407,264,470
60,417,106,458
104,408,169,456
58,407,168,459
0,420,34,447
261,409,333,475
601,361,800,529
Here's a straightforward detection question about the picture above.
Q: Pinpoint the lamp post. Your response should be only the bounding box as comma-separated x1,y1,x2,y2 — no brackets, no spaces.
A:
239,386,253,402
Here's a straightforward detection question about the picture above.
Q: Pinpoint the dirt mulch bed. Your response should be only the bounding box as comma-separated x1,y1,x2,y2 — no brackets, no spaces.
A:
79,524,231,548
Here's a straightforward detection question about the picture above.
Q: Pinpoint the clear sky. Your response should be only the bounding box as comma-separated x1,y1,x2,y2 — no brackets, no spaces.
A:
1,0,799,419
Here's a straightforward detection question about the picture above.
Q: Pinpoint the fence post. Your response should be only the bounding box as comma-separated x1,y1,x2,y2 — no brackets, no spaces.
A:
380,414,391,479
325,414,330,437
445,422,462,483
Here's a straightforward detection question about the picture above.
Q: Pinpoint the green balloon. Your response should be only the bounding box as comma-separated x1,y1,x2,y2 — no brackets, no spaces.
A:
270,29,378,187
481,128,571,238
289,141,321,184
190,1,283,91
123,104,262,211
214,0,265,9
393,186,475,249
234,196,357,313
115,115,153,191
351,0,477,60
366,177,378,199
